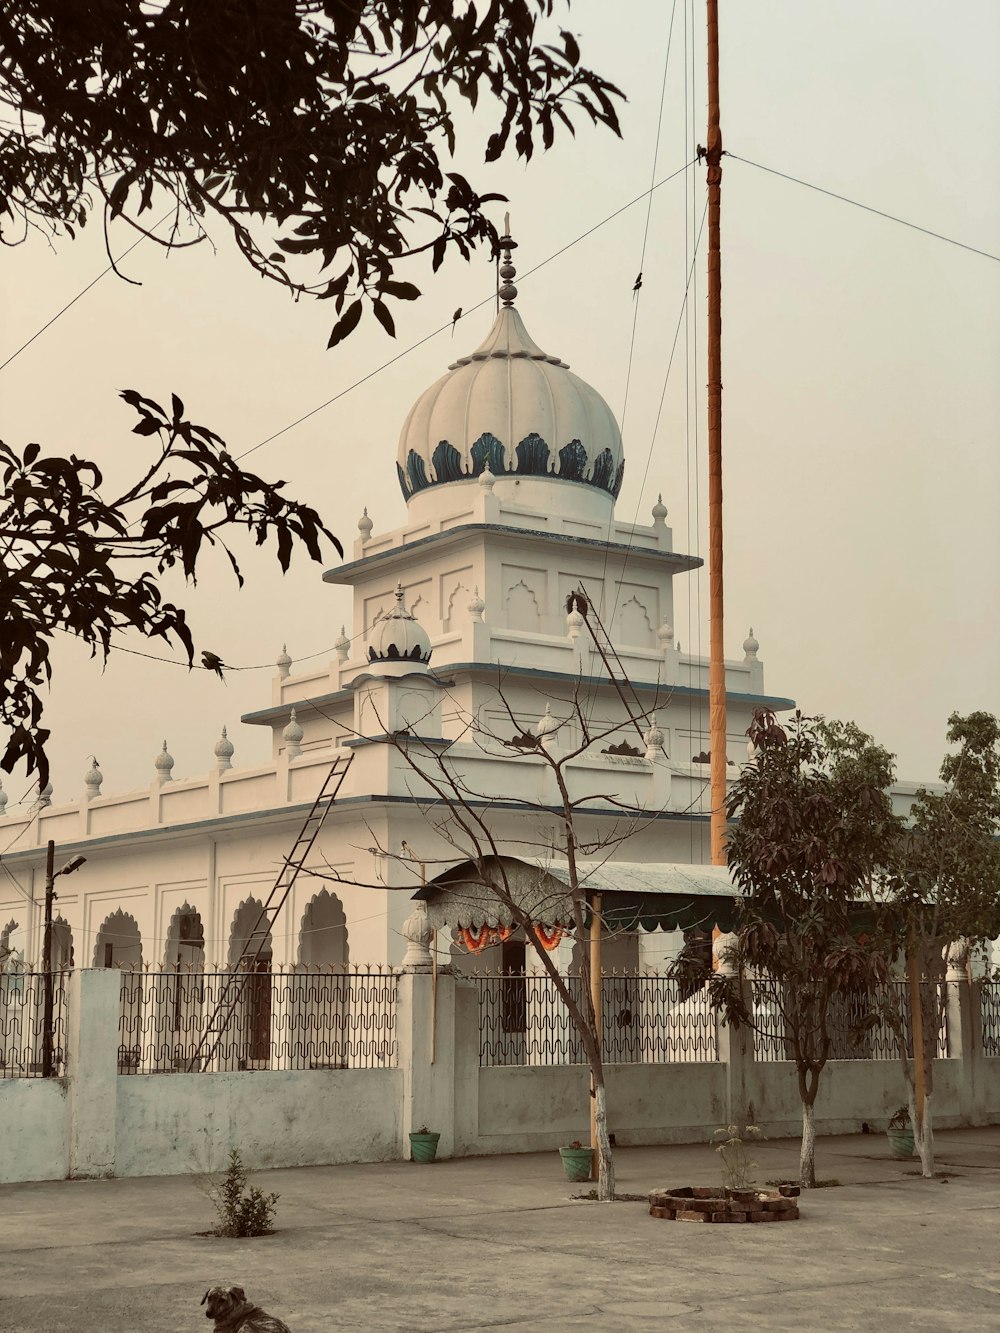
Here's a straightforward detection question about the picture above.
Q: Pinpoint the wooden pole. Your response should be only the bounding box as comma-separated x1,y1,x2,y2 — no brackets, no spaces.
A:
705,0,727,867
589,891,602,1179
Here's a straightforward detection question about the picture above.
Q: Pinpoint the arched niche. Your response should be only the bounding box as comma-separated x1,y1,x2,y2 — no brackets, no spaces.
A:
93,910,142,969
505,579,541,632
616,595,654,649
51,916,74,970
227,897,272,969
163,903,205,971
297,890,348,968
0,918,24,972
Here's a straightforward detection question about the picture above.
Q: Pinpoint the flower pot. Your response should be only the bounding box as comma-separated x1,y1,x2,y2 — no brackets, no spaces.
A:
886,1126,914,1159
559,1146,595,1182
409,1132,441,1163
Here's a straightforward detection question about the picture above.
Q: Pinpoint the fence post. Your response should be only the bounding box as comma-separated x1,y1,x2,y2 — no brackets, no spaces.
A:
396,905,457,1159
713,933,754,1126
67,969,120,1178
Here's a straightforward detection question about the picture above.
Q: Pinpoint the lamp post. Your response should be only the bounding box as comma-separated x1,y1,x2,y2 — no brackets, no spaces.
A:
42,840,86,1077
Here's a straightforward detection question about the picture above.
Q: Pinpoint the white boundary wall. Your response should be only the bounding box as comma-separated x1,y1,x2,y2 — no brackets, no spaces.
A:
2,968,999,1184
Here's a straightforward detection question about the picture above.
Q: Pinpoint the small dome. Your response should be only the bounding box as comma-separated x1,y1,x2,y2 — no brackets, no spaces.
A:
396,241,624,503
652,493,668,521
155,740,174,779
84,757,103,795
368,584,432,666
743,627,760,658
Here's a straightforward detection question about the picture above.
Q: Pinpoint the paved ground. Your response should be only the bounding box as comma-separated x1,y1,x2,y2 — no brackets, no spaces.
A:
3,1128,1000,1332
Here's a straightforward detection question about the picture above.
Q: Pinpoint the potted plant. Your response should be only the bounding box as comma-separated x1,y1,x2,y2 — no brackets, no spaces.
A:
409,1126,441,1163
559,1139,595,1183
886,1106,914,1159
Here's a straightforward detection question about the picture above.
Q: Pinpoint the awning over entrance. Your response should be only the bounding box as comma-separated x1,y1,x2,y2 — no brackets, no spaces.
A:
413,855,741,933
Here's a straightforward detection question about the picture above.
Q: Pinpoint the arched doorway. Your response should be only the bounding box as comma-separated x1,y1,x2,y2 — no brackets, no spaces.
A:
227,899,272,1069
154,905,206,1070
292,891,349,1067
93,911,143,1069
50,917,74,970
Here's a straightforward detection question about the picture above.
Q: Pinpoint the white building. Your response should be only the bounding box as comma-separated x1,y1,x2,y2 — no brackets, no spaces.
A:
0,233,795,988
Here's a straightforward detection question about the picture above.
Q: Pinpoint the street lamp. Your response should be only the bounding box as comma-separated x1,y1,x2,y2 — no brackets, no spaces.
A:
42,839,86,1077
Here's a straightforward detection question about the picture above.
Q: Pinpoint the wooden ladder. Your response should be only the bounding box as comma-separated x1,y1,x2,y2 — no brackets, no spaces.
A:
185,752,355,1071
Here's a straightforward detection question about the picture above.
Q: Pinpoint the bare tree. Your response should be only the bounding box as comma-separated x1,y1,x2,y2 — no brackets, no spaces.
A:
358,670,676,1201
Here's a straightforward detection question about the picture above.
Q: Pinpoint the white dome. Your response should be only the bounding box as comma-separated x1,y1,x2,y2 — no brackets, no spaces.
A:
396,305,624,503
367,584,432,667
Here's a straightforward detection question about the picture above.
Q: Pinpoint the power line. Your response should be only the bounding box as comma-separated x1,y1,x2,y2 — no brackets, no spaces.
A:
0,210,175,375
727,154,1000,264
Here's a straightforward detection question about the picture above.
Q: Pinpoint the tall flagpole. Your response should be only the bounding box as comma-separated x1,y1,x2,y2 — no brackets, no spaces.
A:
705,0,727,865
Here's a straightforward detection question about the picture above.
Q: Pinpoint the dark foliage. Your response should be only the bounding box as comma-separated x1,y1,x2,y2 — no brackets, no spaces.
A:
0,1,622,343
1,393,337,786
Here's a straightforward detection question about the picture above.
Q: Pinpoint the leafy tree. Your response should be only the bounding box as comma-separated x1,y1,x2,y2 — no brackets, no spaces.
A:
1,1,622,344
1,392,336,785
674,710,899,1188
871,711,1000,1177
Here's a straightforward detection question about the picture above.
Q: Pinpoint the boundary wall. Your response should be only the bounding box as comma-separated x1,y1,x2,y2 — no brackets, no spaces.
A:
2,968,998,1183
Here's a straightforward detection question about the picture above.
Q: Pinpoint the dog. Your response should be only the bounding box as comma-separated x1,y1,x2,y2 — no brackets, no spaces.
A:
201,1285,291,1332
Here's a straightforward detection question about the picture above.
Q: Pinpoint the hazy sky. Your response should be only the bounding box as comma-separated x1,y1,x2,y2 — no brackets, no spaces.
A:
1,0,998,810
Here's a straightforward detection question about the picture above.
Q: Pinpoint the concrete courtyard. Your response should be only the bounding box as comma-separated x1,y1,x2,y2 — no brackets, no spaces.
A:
3,1127,999,1332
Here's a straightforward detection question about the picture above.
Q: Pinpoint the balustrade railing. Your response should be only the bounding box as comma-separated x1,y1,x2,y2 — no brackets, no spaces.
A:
0,970,69,1078
117,967,397,1073
473,971,718,1068
751,980,951,1062
981,980,1000,1057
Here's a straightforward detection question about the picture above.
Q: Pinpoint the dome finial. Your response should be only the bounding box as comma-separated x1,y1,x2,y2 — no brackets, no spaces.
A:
498,213,518,308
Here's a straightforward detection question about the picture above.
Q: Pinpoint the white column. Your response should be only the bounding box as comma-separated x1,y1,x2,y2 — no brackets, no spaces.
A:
67,969,120,1178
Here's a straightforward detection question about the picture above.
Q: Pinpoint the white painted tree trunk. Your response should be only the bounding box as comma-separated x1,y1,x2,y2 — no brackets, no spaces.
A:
799,1100,816,1188
914,1091,935,1178
593,1079,615,1201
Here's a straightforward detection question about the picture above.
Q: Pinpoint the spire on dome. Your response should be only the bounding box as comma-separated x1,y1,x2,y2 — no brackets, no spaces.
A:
498,213,518,307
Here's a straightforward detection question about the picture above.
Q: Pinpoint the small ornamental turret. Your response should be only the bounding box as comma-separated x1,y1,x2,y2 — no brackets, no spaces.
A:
656,620,674,649
644,713,665,763
468,587,485,622
743,627,760,661
536,702,559,751
652,493,668,523
498,212,518,307
38,780,53,808
478,463,495,494
400,901,434,971
155,740,174,784
335,624,351,662
366,583,432,670
0,777,7,818
357,507,373,542
214,725,235,773
84,757,103,800
276,644,292,680
283,707,304,760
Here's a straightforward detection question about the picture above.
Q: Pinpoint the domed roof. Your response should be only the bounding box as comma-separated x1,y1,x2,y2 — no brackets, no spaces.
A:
396,232,624,503
367,584,432,667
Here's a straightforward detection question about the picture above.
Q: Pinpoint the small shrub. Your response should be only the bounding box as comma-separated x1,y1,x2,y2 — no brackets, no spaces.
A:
712,1123,762,1191
211,1149,278,1238
888,1105,910,1130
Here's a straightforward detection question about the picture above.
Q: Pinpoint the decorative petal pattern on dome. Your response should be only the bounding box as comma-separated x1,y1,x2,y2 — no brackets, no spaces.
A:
558,439,587,482
590,448,615,492
432,440,464,484
405,449,430,494
470,432,507,477
515,432,550,476
612,459,626,499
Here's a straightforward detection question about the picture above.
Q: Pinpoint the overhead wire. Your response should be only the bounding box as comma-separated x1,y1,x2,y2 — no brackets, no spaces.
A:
726,154,1000,264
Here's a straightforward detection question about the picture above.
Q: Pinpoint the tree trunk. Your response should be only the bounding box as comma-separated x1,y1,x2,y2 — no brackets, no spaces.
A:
913,1090,935,1178
799,1099,817,1188
593,1077,615,1200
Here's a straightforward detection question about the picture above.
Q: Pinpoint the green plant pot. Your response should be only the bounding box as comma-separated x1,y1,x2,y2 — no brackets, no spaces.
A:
886,1126,914,1159
559,1146,595,1182
409,1132,440,1163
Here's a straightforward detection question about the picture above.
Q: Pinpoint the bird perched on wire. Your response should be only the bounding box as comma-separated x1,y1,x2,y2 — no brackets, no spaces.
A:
451,307,462,336
201,651,227,682
632,272,643,298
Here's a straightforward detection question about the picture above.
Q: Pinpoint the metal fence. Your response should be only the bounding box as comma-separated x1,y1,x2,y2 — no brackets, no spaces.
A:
981,981,1000,1057
0,971,69,1078
474,972,718,1068
117,968,397,1073
751,980,950,1062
